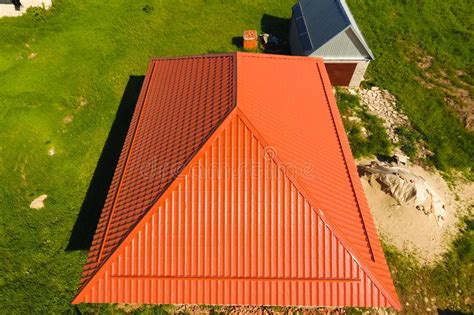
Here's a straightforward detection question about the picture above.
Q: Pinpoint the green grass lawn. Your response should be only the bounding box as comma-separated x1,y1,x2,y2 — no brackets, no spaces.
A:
350,0,474,175
0,0,472,314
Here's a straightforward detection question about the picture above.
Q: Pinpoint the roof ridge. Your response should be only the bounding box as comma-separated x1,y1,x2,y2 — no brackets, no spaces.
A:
150,52,236,61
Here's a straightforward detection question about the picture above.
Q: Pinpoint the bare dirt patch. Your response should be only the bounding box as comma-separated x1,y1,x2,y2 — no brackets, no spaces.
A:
359,158,473,264
79,96,88,108
417,55,433,69
63,115,73,124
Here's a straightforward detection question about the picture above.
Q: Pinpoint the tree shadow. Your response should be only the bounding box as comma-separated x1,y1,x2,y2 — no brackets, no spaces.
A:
260,13,291,54
65,76,144,251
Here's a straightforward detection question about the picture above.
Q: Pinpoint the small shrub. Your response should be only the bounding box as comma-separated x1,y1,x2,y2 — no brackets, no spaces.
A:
336,88,359,114
337,90,392,158
396,126,419,158
25,6,50,21
142,4,154,14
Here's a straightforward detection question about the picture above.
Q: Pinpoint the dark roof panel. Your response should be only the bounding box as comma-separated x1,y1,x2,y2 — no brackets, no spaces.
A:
299,0,350,50
296,0,374,59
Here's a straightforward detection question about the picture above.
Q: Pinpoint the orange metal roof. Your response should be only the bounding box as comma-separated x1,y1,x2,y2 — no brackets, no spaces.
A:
78,54,236,290
73,52,400,309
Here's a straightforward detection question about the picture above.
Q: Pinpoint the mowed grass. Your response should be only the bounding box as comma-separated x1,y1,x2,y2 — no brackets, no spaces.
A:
0,0,472,314
349,0,474,175
0,1,290,313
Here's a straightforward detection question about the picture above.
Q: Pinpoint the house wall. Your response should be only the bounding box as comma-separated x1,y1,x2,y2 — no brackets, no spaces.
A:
348,60,369,87
324,60,369,87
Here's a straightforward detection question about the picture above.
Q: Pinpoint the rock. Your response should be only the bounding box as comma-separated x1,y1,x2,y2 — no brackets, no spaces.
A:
354,86,411,147
30,195,47,209
27,52,38,60
63,115,73,124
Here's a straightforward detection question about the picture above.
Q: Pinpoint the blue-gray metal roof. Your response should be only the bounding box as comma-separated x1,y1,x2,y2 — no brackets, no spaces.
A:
292,0,374,59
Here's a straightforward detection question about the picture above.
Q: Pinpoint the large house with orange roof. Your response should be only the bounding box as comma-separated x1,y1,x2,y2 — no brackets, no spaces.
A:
72,52,400,310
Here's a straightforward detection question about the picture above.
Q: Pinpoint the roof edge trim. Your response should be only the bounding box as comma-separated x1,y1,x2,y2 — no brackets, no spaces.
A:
315,61,375,261
348,25,375,60
96,63,157,263
338,0,375,60
149,52,237,61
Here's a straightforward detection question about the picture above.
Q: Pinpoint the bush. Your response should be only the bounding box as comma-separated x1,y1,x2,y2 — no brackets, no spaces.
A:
337,90,392,158
142,4,154,14
396,126,419,158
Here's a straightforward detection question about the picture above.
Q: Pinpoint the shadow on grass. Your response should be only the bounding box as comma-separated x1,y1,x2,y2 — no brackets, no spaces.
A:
230,14,290,52
66,75,144,251
260,13,290,54
231,36,243,49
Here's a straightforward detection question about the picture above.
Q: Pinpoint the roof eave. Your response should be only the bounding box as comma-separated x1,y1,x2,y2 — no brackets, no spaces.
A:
348,26,375,60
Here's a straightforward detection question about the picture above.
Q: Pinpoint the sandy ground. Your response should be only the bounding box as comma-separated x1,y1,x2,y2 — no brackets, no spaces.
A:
359,159,473,264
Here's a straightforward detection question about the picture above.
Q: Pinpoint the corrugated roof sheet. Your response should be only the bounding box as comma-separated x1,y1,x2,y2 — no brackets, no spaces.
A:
73,52,399,309
78,54,236,291
294,0,374,59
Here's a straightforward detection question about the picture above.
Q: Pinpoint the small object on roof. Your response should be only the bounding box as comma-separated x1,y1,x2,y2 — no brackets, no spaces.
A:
243,29,258,50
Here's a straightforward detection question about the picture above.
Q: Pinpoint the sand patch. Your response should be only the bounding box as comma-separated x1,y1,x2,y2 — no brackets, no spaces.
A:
359,158,472,264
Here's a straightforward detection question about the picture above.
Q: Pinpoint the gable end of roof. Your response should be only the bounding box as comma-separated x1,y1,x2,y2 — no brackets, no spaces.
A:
295,0,374,60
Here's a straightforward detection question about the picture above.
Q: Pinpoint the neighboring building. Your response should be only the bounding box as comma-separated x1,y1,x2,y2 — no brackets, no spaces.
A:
289,0,374,86
73,53,400,310
0,0,51,17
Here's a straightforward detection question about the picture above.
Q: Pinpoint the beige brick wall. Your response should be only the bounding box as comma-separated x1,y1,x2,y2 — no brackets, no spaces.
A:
349,60,369,87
